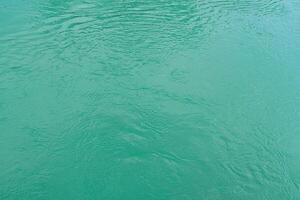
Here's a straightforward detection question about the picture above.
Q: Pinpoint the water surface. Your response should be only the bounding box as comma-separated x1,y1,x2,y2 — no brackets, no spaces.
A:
1,0,300,199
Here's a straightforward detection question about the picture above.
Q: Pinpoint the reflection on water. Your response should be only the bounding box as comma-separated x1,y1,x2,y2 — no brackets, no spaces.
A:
1,0,300,199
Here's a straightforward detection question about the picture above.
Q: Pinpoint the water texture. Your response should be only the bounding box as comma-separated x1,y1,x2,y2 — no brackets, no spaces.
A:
1,0,300,199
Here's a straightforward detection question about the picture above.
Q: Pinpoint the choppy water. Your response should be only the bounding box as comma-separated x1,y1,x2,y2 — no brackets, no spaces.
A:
1,0,300,199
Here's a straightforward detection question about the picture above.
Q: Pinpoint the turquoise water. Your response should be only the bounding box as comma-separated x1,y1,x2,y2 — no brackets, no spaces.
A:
1,0,300,199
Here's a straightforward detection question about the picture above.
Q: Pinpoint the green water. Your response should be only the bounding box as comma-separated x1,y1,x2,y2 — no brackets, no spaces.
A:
1,0,300,199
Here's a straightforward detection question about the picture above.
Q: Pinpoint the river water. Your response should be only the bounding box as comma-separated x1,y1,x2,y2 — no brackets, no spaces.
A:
1,0,300,199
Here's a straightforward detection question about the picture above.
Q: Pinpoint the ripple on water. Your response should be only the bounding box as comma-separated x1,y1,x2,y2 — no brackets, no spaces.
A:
0,0,299,199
